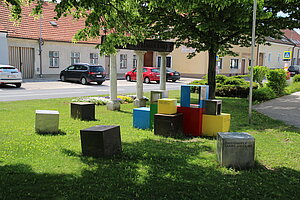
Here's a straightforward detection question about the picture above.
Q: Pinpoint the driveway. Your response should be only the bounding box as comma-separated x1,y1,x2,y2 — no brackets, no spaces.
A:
253,92,300,129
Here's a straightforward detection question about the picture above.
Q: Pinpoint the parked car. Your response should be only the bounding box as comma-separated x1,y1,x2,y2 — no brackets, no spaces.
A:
0,65,22,88
125,67,160,84
166,68,180,82
288,65,300,76
60,63,106,85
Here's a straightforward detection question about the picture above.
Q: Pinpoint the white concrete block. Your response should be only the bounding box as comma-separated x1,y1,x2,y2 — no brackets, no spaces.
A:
35,110,59,133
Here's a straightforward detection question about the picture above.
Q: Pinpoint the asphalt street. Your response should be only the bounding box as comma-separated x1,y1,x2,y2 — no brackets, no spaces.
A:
0,78,197,101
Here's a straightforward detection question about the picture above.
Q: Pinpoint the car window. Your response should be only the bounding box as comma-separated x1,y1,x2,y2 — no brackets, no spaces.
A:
166,68,175,72
151,69,160,73
133,69,137,73
67,66,75,70
89,66,104,72
0,67,18,72
143,68,148,72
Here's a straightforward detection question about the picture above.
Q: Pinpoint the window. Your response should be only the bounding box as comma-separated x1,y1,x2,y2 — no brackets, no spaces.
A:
71,52,80,64
90,53,98,64
157,56,162,67
133,55,137,68
120,54,127,69
166,56,172,68
230,59,239,69
217,58,223,69
49,51,59,67
268,53,272,62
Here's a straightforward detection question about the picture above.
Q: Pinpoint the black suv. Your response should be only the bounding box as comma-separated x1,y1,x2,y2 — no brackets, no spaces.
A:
288,65,300,76
60,63,106,85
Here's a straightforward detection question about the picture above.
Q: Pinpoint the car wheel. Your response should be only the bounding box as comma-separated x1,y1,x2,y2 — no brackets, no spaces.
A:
144,77,151,84
97,81,103,85
126,75,131,82
15,83,21,88
60,75,65,82
172,80,177,82
81,77,88,85
156,80,160,84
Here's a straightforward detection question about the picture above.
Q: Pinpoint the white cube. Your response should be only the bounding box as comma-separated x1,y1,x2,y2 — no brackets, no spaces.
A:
35,110,59,133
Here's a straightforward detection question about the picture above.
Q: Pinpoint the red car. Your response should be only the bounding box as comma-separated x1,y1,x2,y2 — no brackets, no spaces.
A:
125,67,160,84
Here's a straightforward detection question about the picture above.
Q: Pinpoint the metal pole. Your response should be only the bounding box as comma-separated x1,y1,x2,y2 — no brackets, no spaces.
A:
249,0,257,124
39,11,43,78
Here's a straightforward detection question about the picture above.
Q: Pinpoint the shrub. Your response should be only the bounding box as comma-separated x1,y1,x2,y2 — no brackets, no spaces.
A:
249,66,269,87
292,74,300,83
215,75,228,84
252,87,276,101
189,79,208,93
231,75,249,79
216,83,258,98
223,77,248,86
266,69,287,95
72,95,135,105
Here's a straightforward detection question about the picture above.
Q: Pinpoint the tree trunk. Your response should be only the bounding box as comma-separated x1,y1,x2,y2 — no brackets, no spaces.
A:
207,50,217,99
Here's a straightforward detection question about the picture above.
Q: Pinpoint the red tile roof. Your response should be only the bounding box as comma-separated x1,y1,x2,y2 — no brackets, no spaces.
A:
0,2,101,44
283,29,300,47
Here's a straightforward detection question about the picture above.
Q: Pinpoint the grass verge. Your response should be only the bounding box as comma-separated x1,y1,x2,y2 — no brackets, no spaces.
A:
0,90,299,199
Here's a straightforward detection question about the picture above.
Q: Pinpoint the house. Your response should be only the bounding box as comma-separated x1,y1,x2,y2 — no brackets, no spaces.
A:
0,2,147,79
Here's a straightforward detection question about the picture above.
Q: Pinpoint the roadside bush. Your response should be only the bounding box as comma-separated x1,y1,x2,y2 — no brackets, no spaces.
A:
216,83,258,98
231,75,249,79
249,66,269,87
266,69,287,96
223,77,248,86
215,75,228,84
292,74,300,83
189,79,208,93
252,87,276,101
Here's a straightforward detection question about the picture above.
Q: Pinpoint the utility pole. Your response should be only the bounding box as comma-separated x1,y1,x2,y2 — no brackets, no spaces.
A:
249,0,257,124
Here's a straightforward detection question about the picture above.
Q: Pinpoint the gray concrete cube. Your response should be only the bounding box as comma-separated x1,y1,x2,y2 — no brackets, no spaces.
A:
217,132,255,169
35,110,59,133
205,99,222,115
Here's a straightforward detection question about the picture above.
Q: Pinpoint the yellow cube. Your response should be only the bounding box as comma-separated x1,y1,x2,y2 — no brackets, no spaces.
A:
202,113,231,137
158,98,177,114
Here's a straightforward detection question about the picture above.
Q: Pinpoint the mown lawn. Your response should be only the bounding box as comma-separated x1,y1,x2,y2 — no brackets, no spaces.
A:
0,90,299,200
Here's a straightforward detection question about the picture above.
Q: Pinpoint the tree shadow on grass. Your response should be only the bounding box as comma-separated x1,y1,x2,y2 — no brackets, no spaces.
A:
1,139,299,199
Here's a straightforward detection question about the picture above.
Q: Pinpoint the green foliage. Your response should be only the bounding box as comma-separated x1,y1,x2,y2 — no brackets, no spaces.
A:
249,66,269,87
292,74,300,83
223,77,248,86
266,69,288,95
285,82,300,94
216,83,258,98
231,75,249,79
72,95,134,105
215,75,228,84
253,87,276,101
188,79,208,93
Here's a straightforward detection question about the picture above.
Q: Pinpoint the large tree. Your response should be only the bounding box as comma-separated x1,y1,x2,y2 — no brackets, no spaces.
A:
3,0,300,98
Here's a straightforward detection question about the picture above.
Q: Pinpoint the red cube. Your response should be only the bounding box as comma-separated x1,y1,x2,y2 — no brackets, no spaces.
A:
177,106,204,136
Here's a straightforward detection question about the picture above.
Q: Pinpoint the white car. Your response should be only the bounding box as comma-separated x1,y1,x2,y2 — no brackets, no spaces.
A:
0,65,22,88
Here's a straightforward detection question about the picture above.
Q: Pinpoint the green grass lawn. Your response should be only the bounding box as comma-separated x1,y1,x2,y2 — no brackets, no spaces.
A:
0,90,299,199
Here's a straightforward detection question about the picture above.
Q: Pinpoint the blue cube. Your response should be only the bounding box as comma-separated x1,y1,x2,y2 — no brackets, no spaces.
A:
180,85,209,108
133,107,150,129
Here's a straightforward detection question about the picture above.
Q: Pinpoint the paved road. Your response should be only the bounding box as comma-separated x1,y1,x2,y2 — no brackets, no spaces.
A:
253,92,300,129
0,78,197,101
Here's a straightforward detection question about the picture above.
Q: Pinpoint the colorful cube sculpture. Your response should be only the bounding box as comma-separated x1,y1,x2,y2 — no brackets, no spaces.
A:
217,132,255,169
150,104,158,129
180,85,209,108
154,113,183,137
158,98,177,114
35,110,59,133
177,106,204,136
150,90,164,104
202,113,231,136
204,99,222,115
80,125,122,157
133,107,150,129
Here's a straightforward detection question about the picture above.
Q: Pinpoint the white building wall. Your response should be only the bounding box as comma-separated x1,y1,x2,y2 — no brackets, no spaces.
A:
7,38,135,78
259,42,294,69
0,32,9,65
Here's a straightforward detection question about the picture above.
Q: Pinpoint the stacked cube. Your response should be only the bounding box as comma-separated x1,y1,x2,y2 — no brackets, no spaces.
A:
154,98,183,137
177,85,209,136
202,99,231,136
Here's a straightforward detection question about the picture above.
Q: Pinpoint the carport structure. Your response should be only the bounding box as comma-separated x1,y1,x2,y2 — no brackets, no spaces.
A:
107,40,174,110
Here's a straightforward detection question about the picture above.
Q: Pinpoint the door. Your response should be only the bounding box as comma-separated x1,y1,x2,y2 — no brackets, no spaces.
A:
144,51,153,67
9,46,35,79
241,59,246,75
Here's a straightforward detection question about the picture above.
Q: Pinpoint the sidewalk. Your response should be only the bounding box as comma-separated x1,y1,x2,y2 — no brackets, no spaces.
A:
253,92,300,129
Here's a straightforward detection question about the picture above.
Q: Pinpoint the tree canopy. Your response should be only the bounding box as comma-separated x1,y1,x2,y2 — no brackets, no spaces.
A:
3,0,300,98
